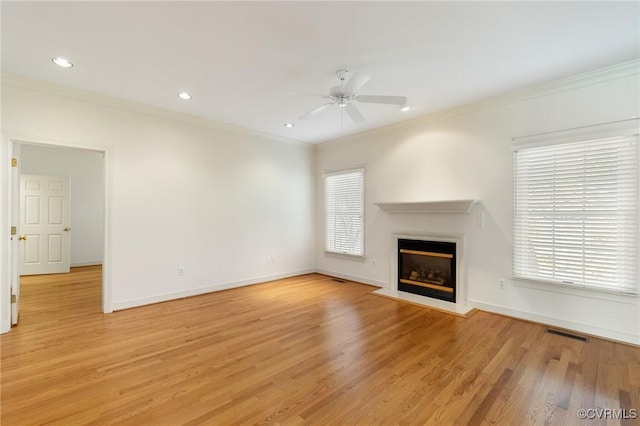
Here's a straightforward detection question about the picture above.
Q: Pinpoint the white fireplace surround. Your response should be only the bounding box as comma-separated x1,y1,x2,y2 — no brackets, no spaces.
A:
373,233,473,316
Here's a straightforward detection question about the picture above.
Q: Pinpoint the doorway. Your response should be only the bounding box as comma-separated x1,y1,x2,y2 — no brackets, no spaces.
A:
9,140,110,327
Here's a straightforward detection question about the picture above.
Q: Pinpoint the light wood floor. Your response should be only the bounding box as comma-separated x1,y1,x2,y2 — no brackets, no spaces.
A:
1,267,638,425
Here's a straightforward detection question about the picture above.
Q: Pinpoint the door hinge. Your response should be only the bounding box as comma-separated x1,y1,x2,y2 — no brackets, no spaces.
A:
10,226,17,236
11,158,18,167
11,294,16,303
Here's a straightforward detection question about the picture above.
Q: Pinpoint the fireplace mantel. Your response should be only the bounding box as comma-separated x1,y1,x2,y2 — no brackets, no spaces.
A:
375,199,478,214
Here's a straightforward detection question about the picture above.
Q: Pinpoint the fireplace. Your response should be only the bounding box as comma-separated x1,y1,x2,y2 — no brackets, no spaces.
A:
373,233,470,315
397,238,456,303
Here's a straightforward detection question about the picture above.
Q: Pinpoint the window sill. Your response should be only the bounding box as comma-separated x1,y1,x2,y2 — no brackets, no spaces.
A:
324,251,366,262
511,276,639,304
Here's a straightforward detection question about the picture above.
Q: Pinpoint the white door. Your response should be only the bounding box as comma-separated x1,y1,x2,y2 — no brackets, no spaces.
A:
19,174,71,276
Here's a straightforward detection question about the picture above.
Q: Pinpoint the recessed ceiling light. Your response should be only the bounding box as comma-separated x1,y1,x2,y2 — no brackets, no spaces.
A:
284,123,295,128
52,57,73,68
178,91,192,100
400,105,411,112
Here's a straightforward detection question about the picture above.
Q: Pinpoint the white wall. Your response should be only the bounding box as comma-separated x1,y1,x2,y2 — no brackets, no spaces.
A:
1,75,315,315
315,61,640,345
21,144,104,266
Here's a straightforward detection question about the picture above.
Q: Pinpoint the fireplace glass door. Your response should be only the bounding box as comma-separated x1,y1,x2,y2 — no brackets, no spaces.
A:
398,239,456,303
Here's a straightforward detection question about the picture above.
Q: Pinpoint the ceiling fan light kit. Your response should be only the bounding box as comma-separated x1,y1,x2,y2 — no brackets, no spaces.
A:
299,70,408,123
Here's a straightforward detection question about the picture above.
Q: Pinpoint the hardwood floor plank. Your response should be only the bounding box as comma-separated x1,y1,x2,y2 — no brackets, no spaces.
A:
468,367,514,425
2,268,639,425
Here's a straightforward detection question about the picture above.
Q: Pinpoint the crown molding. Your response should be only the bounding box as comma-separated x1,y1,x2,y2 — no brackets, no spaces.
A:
318,59,640,150
1,72,311,149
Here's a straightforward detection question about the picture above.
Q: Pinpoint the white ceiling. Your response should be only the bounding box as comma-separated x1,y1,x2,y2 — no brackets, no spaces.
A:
2,1,639,144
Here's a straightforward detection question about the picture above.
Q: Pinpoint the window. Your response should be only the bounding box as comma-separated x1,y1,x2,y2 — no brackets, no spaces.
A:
324,168,364,257
513,122,638,294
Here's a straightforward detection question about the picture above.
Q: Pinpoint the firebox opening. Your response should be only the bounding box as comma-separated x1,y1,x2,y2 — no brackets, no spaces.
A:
398,239,456,303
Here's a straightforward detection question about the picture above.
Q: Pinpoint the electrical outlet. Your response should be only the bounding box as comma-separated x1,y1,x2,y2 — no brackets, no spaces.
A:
371,259,376,268
178,267,185,276
498,278,505,289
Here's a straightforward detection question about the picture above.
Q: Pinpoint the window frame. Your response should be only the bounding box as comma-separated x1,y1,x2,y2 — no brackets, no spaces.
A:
512,119,639,296
323,167,365,259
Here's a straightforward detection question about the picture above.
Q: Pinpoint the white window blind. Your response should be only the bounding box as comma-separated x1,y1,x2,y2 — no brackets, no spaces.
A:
324,168,364,257
513,134,639,294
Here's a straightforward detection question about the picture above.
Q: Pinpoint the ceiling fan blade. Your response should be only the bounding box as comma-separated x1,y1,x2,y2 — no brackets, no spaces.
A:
357,95,407,105
343,73,370,93
299,102,336,120
344,103,365,123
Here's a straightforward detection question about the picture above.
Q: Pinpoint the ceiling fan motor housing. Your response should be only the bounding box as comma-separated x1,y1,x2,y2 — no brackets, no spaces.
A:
298,70,406,122
329,87,356,106
331,70,356,106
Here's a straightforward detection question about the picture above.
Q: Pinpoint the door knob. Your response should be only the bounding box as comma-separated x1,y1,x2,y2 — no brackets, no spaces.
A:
63,227,71,232
19,235,26,241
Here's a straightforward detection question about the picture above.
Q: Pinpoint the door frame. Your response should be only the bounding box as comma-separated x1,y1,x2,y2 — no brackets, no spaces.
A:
5,137,112,328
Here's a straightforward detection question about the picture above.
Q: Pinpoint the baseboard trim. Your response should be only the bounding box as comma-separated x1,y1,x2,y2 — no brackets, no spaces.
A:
314,269,386,288
71,262,103,268
467,299,639,346
111,269,315,311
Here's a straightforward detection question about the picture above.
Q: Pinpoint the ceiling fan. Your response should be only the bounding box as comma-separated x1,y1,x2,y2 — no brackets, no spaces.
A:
299,70,407,123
